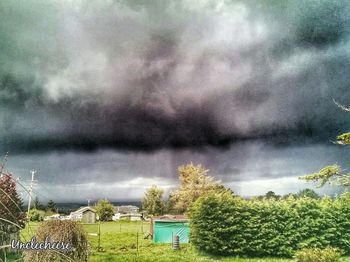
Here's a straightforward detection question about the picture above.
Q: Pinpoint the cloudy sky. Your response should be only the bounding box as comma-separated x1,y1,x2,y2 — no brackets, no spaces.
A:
1,0,349,202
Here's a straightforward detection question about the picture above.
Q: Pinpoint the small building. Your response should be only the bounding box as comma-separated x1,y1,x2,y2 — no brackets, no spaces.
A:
70,206,96,223
151,215,190,244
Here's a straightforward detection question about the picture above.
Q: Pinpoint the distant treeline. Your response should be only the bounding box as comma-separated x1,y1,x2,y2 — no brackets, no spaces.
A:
28,201,142,214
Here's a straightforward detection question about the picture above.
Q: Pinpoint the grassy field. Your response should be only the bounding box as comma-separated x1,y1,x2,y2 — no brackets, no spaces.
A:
13,221,348,262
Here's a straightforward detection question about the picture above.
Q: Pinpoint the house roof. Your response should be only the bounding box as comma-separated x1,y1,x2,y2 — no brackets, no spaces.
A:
71,206,96,214
114,205,139,214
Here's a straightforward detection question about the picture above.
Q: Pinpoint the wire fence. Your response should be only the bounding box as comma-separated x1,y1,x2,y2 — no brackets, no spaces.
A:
81,220,150,252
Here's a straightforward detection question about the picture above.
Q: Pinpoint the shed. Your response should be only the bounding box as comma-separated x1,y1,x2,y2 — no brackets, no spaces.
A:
70,206,96,223
151,215,190,243
82,208,96,223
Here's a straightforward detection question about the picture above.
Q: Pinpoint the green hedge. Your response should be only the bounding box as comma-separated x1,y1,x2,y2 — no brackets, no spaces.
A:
189,192,350,257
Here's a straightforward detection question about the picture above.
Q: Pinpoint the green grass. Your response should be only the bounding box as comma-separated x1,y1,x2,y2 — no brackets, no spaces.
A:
17,221,350,262
0,252,22,262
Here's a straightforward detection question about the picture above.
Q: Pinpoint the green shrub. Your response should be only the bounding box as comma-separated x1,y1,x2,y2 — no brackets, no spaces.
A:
294,246,342,262
95,199,114,221
28,208,45,221
189,192,350,257
23,220,90,262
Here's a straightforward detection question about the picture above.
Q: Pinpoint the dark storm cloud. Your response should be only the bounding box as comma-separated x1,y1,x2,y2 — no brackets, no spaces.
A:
1,0,350,154
7,142,347,201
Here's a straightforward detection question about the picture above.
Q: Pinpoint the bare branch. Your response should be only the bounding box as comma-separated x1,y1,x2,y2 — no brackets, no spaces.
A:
333,98,350,112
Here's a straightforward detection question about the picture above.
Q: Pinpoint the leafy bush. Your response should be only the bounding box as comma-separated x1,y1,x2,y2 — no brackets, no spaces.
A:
189,192,350,257
23,220,90,262
28,208,45,222
95,199,114,221
294,246,342,262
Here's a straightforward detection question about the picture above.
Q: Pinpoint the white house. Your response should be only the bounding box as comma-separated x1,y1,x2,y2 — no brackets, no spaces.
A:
126,213,142,221
112,205,142,221
115,205,139,214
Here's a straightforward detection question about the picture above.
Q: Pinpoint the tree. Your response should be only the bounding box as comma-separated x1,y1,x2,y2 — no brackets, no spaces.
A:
33,197,44,210
0,173,26,234
95,199,114,221
300,164,349,188
46,200,57,212
282,193,297,199
300,100,350,189
142,185,165,216
297,188,320,199
264,191,280,200
169,163,229,214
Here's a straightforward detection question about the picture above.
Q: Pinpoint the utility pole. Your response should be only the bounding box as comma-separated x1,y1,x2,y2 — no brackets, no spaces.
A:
27,170,37,215
87,199,91,207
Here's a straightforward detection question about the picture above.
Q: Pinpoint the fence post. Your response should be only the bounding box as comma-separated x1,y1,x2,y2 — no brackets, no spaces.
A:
136,232,138,253
98,222,101,251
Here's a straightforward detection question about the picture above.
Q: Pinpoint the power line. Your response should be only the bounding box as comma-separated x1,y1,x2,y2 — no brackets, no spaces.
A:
17,179,62,203
38,183,62,200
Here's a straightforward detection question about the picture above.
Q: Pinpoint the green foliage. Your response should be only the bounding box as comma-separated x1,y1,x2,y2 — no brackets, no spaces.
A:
264,191,281,199
28,208,45,222
33,197,44,210
190,193,350,257
294,246,342,262
44,210,56,217
142,185,166,216
0,173,26,233
23,220,90,262
169,163,229,214
0,173,26,260
300,101,350,190
282,193,298,199
96,199,115,221
336,132,350,145
300,165,350,188
297,188,320,199
299,165,343,187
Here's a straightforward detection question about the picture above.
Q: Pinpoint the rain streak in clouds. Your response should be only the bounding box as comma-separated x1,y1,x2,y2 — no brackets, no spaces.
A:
1,0,350,200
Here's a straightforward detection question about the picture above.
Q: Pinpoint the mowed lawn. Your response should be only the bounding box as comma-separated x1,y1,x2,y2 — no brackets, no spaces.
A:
19,221,349,262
